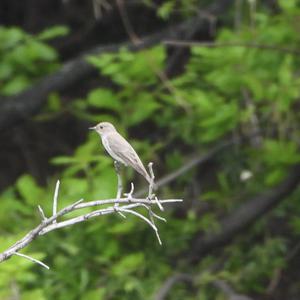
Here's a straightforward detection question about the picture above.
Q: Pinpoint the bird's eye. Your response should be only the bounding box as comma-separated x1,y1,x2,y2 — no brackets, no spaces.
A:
100,126,103,129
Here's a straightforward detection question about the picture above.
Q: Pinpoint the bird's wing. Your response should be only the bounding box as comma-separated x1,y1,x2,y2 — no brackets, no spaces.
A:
106,133,150,181
106,132,141,166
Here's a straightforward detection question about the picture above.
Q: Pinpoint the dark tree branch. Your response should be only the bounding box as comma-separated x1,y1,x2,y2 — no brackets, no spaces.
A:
154,273,194,300
0,0,234,132
135,139,235,197
213,280,254,300
155,274,254,300
0,20,195,132
188,163,300,263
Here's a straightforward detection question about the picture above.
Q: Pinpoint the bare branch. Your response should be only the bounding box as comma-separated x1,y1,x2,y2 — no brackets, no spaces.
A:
0,164,182,268
155,273,194,300
74,198,182,210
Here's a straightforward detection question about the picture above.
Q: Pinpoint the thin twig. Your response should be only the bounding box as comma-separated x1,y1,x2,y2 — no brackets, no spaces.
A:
52,180,60,223
114,206,127,219
149,210,162,245
119,207,162,245
154,196,164,212
14,252,50,270
37,205,46,221
124,182,134,200
163,40,300,55
135,202,167,223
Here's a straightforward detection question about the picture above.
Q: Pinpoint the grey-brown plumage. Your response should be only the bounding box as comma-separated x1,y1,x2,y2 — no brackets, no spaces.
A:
89,122,151,183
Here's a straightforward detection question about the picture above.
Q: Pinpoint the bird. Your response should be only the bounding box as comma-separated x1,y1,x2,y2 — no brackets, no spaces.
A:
89,122,152,184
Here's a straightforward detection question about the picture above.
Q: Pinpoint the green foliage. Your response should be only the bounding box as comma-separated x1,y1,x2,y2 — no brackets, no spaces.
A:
87,47,165,86
1,2,300,299
143,0,200,19
16,175,45,206
226,238,286,292
0,26,67,95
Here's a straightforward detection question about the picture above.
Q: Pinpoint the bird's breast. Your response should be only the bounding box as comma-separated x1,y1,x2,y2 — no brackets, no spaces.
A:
101,136,126,165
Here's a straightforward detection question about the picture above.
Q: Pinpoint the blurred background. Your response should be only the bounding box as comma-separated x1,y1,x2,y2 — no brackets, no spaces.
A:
0,0,300,299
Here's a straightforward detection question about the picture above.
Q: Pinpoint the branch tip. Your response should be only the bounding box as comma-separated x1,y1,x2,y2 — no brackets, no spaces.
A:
52,180,60,223
37,205,47,221
14,252,50,270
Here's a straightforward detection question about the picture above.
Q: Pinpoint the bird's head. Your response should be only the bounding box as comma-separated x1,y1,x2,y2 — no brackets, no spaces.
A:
89,122,116,136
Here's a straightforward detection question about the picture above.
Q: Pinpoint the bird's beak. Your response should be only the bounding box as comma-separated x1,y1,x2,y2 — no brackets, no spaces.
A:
89,126,96,130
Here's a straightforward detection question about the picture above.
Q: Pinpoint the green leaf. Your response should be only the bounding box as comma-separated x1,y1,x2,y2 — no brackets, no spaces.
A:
47,93,61,111
62,178,88,200
91,168,116,199
265,168,286,186
108,220,135,234
127,93,160,125
1,75,30,95
87,88,120,111
0,62,13,80
112,252,145,276
86,53,114,69
263,140,300,166
26,40,57,61
84,288,106,300
51,156,78,165
16,175,44,206
0,27,25,50
23,289,46,300
289,216,300,235
278,0,297,11
37,26,69,41
157,1,174,20
87,46,165,86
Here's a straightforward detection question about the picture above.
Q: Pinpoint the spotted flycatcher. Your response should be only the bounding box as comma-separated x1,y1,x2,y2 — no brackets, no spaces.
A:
89,122,151,184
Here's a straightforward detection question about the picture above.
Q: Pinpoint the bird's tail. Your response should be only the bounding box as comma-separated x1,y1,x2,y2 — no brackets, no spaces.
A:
136,166,156,189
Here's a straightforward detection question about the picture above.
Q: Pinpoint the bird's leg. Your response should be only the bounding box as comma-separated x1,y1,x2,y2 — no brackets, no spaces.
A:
114,161,122,208
147,162,155,201
147,162,163,211
113,161,127,218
